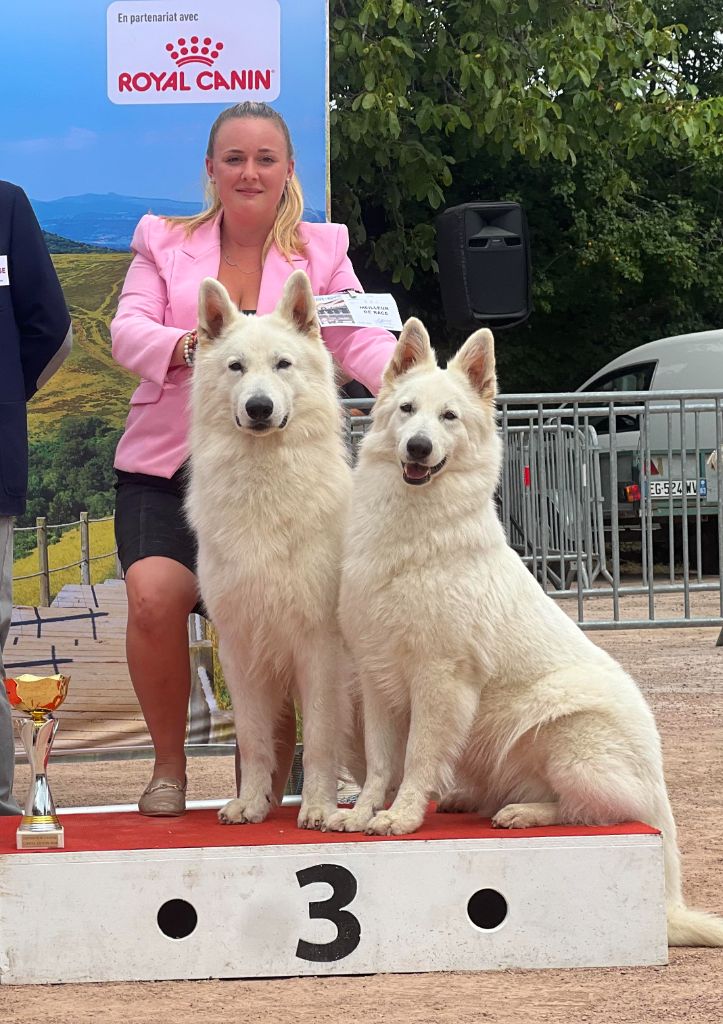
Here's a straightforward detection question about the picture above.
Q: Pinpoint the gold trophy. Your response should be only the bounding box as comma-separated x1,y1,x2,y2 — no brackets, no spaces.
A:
5,673,70,850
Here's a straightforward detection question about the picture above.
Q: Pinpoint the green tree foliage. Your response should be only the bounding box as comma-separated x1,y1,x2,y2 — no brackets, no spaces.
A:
652,1,723,97
330,1,723,389
16,417,121,556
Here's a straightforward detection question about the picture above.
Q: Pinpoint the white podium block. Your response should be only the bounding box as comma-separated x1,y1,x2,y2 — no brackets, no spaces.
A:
0,807,667,984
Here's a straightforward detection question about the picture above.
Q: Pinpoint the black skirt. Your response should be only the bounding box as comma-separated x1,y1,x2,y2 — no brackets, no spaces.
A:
114,464,198,577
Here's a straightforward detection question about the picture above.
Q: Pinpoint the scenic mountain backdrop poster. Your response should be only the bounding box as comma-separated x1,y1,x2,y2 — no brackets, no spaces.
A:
1,0,328,456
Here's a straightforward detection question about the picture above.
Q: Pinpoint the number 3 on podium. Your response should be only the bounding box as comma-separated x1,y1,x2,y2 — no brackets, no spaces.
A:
296,863,362,962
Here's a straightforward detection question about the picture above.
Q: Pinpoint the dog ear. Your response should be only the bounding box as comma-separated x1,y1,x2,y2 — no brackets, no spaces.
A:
198,278,237,343
383,318,435,385
277,270,321,338
448,328,497,401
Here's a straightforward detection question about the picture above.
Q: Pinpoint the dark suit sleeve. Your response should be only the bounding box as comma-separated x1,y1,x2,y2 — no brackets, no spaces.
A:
9,185,72,400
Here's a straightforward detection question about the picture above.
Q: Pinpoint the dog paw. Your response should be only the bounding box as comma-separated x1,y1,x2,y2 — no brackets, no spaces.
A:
326,808,373,833
218,796,270,825
492,803,547,829
365,809,422,836
297,802,337,831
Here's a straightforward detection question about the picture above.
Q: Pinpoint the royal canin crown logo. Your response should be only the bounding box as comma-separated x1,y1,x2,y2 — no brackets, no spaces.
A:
118,34,272,94
166,36,224,67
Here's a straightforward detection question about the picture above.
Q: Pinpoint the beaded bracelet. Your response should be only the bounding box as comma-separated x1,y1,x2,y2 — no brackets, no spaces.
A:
183,330,198,367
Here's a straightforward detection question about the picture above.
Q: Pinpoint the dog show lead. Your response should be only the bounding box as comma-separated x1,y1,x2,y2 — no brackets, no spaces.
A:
110,101,396,817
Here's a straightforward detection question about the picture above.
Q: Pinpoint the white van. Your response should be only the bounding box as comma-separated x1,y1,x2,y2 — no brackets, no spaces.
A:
576,329,723,565
578,328,723,399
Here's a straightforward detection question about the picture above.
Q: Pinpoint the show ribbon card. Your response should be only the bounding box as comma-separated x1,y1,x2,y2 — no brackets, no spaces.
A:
314,293,403,332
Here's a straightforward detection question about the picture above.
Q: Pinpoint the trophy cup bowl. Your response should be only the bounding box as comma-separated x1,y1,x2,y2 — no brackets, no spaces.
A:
5,673,70,850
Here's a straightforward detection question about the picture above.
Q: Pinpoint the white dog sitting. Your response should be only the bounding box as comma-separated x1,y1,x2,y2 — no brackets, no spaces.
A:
186,271,351,830
328,318,723,946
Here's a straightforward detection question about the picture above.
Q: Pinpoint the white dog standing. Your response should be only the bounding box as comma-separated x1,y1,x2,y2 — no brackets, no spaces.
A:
328,319,723,946
187,271,351,830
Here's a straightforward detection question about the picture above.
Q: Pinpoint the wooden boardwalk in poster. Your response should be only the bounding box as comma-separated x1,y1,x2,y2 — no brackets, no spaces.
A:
7,580,233,755
6,581,149,752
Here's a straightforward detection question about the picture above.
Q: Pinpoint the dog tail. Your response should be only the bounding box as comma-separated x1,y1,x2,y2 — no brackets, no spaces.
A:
667,902,723,947
655,796,723,946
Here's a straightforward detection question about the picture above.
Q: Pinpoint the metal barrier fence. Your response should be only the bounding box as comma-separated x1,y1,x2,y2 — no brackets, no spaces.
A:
342,391,723,638
12,392,723,635
502,420,609,592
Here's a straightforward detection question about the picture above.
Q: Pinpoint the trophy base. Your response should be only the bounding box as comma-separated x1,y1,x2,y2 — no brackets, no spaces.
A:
17,817,65,850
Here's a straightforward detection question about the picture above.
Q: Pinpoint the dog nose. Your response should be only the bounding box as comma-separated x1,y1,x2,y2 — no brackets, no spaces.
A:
246,394,274,421
406,434,433,461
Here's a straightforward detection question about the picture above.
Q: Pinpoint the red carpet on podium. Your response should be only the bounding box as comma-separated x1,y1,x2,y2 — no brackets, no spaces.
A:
0,804,659,854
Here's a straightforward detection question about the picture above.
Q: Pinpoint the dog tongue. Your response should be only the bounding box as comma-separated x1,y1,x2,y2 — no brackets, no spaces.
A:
405,463,430,480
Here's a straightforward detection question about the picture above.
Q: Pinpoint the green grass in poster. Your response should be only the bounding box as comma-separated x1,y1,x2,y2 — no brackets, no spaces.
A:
28,253,136,441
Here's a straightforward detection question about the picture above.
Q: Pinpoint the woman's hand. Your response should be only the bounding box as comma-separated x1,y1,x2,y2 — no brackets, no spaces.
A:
170,331,197,367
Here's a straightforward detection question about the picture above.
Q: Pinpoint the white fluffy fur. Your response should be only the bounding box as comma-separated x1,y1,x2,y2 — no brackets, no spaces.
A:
186,271,351,830
328,318,723,947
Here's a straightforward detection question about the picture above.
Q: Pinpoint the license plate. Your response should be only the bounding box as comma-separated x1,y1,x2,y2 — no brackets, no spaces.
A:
648,479,706,498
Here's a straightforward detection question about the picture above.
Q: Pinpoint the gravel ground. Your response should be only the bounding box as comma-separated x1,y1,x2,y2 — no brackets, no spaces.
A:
4,623,723,1023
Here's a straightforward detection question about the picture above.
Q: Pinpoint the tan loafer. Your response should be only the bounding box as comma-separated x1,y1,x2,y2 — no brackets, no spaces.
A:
138,776,187,817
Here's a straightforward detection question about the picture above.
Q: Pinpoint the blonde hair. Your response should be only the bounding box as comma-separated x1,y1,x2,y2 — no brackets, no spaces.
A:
164,102,306,261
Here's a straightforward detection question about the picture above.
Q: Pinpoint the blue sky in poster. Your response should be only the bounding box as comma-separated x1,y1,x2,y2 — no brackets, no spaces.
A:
0,1,327,243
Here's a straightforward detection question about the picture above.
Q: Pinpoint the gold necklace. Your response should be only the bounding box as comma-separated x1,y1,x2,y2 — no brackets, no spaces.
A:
222,251,261,275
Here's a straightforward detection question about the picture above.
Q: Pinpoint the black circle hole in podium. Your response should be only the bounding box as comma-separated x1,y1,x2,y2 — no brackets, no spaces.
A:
157,898,198,939
467,888,508,930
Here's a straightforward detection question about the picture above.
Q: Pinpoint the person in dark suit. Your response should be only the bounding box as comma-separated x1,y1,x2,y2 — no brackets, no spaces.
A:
0,180,72,815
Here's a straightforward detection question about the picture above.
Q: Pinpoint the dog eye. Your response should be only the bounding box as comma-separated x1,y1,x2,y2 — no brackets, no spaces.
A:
276,358,292,370
400,403,413,414
228,361,245,373
443,410,458,421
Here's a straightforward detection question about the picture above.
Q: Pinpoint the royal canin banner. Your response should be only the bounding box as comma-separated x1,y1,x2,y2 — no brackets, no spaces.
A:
1,1,328,246
107,1,281,104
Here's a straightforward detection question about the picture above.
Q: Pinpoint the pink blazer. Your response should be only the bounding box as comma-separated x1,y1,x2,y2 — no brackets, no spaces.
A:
112,214,397,477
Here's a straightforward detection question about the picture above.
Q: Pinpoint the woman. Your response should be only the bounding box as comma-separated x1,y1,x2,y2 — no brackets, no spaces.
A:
111,102,396,816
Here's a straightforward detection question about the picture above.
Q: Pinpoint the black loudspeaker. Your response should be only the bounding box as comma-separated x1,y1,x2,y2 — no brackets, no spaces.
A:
436,202,531,330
